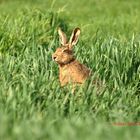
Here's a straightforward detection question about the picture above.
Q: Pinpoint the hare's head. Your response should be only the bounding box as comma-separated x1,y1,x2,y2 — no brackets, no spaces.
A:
52,27,81,65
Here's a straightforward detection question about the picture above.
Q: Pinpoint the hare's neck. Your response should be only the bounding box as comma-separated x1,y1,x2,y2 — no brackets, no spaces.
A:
59,58,76,68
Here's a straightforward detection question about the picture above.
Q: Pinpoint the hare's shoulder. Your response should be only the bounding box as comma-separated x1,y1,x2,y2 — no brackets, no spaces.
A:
68,60,90,75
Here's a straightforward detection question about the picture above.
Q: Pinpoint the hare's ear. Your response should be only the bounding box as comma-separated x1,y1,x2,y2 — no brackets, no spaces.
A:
58,27,67,45
69,27,80,46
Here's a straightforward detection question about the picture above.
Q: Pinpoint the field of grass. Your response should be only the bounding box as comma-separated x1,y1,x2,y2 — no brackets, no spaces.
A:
0,0,140,140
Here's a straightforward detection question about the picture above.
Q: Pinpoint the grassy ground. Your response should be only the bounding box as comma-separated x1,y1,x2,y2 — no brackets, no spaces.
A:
0,0,140,140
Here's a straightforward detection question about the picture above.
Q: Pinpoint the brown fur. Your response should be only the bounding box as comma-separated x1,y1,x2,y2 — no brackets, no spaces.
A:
52,27,91,87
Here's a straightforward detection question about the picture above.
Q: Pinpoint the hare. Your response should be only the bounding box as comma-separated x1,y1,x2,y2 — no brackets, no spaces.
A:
52,27,91,87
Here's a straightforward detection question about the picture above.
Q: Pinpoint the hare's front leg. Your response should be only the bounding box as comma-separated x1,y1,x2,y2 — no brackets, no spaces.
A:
71,84,76,94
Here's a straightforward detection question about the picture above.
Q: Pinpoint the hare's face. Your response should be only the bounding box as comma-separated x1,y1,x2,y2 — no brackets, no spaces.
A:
52,45,74,64
52,27,80,65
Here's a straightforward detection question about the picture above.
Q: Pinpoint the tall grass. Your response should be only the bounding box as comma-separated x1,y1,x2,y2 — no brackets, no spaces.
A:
0,0,140,140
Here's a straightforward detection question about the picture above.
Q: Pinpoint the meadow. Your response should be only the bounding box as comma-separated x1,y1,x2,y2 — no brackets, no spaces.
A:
0,0,140,139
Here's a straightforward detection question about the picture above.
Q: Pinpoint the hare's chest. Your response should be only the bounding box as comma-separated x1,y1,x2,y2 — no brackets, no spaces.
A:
59,66,72,86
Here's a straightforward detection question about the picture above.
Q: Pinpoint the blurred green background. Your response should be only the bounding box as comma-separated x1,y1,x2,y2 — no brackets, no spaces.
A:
0,0,140,140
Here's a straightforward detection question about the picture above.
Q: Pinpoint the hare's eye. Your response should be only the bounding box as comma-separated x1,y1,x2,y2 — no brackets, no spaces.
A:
62,49,69,53
63,49,73,54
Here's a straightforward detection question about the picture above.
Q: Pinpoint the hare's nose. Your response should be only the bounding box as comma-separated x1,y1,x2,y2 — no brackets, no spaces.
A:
52,56,56,60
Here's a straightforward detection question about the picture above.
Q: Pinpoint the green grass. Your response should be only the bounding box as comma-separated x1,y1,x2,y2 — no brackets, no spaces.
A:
0,0,140,140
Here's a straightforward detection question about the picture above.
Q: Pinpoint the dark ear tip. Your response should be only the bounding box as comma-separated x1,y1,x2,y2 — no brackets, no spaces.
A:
77,27,80,29
75,27,81,31
58,27,65,33
74,27,81,33
74,27,81,34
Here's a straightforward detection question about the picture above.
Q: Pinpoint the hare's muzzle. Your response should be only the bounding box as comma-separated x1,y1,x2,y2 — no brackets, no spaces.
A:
52,54,57,61
53,56,56,60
